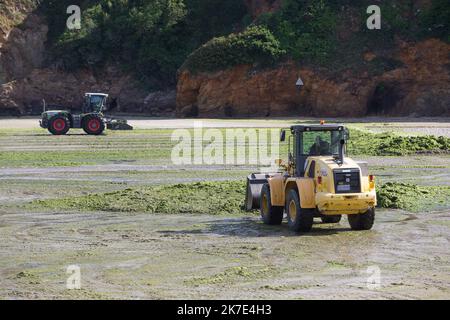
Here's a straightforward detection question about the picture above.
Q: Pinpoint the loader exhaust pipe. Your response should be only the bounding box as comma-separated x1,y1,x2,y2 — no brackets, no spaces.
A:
338,139,345,165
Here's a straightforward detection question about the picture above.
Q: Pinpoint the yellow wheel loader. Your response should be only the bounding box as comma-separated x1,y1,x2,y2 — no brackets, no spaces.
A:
245,123,377,232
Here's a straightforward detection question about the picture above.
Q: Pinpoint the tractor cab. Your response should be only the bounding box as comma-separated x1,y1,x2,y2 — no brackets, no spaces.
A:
281,124,349,177
82,93,108,114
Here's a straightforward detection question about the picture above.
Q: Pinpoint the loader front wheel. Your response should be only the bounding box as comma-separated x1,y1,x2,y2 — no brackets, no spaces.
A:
260,184,283,225
348,208,375,230
286,190,314,232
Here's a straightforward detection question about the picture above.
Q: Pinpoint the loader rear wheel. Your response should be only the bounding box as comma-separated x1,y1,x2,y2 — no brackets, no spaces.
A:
321,215,342,223
286,189,314,232
260,184,283,225
348,208,375,230
83,115,105,135
48,115,70,135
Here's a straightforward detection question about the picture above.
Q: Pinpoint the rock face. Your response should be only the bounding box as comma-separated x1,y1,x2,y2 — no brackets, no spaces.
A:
0,0,447,118
0,66,176,116
0,5,176,116
0,14,48,83
143,90,177,116
176,39,450,117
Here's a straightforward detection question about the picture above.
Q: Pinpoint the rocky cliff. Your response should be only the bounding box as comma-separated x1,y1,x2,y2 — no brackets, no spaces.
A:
0,1,175,116
177,39,450,117
177,0,450,117
0,0,448,118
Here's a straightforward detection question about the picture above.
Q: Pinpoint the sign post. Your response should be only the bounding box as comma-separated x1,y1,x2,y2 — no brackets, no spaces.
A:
296,77,304,91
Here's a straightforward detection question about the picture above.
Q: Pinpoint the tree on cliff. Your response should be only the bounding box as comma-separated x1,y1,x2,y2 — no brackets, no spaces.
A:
41,0,247,89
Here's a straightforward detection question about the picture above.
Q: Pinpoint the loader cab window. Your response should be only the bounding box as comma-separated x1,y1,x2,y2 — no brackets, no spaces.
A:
303,131,343,156
294,127,346,177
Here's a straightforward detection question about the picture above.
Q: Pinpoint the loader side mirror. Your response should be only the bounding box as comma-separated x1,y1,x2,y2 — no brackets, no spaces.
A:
340,139,345,145
280,130,286,142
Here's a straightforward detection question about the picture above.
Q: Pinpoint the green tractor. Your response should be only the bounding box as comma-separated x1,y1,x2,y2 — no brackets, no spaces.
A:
39,93,132,135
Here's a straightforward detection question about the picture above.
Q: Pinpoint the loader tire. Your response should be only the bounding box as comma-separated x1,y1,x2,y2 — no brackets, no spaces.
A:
83,114,105,135
286,189,314,232
48,115,70,135
348,208,375,231
260,184,283,225
321,215,342,224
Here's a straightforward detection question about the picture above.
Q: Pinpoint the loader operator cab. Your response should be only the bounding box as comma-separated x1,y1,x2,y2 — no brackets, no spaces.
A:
281,124,349,177
82,93,108,114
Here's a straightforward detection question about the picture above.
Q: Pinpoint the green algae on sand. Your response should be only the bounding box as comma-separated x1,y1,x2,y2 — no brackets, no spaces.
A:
31,181,450,214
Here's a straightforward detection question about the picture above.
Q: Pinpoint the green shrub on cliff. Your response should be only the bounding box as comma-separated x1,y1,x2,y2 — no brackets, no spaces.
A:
182,0,449,74
419,0,450,42
41,0,247,88
257,0,337,64
182,26,285,73
38,0,449,85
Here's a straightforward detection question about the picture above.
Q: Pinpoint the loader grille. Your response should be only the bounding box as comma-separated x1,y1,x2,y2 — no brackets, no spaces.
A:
333,168,361,194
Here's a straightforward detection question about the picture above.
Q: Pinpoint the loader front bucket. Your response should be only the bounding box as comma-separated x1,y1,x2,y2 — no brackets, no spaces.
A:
245,173,269,211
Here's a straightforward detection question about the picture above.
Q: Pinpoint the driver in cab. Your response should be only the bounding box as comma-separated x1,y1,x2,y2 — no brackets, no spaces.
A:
309,136,331,156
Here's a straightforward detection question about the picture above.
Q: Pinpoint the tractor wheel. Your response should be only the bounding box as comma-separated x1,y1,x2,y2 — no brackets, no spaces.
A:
260,184,283,225
348,208,375,231
286,189,314,232
321,215,342,224
83,115,105,135
48,115,70,135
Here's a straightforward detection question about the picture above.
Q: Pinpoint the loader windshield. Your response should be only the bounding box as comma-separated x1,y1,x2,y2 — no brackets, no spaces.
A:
303,131,343,156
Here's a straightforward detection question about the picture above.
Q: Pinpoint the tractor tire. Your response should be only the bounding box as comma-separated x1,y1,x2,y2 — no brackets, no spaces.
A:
260,184,283,225
48,115,70,135
321,215,342,224
83,114,105,135
348,208,375,231
286,189,314,232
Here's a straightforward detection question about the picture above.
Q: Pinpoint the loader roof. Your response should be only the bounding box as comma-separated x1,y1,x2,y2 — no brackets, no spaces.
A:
290,124,346,132
85,93,109,97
